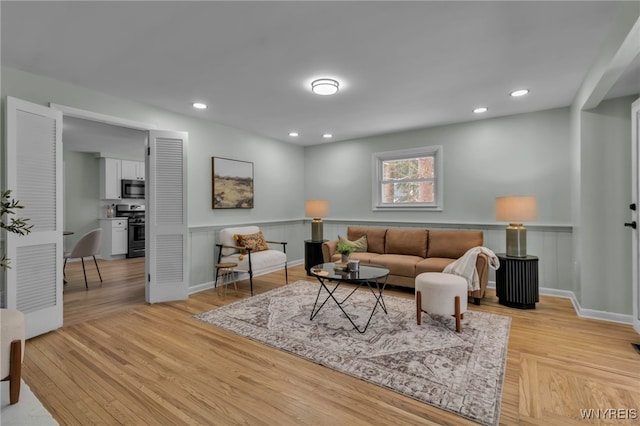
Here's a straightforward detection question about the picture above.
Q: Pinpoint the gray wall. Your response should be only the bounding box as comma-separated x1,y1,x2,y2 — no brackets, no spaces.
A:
305,108,572,225
304,107,576,300
63,150,101,251
579,95,634,314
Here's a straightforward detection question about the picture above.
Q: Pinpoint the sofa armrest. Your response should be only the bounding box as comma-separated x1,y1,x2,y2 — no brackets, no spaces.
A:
322,240,338,262
469,252,489,300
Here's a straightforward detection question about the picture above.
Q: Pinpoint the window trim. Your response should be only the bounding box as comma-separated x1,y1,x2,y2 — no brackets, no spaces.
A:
371,145,443,211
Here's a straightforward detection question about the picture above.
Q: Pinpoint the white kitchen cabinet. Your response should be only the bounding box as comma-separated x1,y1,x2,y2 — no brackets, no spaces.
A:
100,158,122,200
122,160,145,181
100,218,128,258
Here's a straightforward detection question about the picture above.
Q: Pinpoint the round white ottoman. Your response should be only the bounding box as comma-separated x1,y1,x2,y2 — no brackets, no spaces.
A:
415,272,468,332
1,308,25,404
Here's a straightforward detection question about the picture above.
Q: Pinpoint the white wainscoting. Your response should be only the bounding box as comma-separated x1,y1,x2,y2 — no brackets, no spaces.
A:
186,218,634,324
321,220,574,293
188,220,307,293
187,218,634,324
188,219,573,295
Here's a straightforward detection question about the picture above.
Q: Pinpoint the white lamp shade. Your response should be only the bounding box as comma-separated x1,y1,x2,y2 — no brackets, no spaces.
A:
496,196,537,222
305,200,329,218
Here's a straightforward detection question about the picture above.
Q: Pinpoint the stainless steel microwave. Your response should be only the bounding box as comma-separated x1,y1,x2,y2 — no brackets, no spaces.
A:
121,179,145,199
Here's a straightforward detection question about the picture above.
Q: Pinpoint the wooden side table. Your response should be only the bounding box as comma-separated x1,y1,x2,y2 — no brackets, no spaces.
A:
495,254,539,309
215,262,238,299
304,240,326,276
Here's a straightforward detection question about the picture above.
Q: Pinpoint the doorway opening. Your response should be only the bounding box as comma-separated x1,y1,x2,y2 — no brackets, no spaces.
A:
58,108,152,321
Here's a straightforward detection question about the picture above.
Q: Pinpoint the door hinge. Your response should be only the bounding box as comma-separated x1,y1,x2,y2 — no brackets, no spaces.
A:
148,273,151,282
147,147,150,156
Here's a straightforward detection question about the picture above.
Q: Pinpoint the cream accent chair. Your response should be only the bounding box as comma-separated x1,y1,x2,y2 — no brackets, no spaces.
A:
215,226,288,296
1,308,25,404
64,228,103,290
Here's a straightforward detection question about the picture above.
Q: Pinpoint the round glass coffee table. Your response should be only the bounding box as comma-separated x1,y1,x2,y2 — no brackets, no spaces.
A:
309,262,390,333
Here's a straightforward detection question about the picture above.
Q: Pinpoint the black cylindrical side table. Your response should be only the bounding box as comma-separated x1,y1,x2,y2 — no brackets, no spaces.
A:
495,254,539,309
304,240,326,275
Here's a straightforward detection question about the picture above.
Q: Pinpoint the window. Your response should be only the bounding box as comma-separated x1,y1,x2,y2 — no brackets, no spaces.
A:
372,146,443,210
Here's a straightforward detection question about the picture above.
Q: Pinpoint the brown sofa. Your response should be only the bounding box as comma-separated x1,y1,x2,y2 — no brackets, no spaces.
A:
322,226,489,303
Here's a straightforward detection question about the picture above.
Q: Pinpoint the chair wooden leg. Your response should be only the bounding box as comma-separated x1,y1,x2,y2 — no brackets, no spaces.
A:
81,258,88,290
9,339,22,404
454,295,461,333
93,256,103,284
416,290,422,325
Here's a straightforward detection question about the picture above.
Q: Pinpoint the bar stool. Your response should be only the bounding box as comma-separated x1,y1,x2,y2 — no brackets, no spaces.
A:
215,262,238,299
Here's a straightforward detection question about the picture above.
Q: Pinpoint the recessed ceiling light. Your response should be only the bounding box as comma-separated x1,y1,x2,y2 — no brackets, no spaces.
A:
323,133,333,138
473,107,488,114
311,78,339,96
192,102,207,109
289,132,299,137
510,89,530,97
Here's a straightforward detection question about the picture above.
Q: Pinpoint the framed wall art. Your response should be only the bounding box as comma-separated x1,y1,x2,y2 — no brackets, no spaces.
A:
212,157,254,209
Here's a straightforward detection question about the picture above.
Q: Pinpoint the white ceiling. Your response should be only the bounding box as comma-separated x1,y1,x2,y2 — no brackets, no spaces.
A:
2,1,639,147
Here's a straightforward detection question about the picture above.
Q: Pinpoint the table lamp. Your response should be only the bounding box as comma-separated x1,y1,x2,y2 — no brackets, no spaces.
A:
495,195,537,258
305,200,329,242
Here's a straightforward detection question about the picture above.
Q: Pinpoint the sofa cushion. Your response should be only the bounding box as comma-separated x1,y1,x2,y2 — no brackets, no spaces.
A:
416,257,455,274
371,254,422,277
219,226,260,255
338,235,368,252
348,226,387,254
221,249,286,274
330,252,381,264
385,228,428,257
426,230,483,259
234,231,269,254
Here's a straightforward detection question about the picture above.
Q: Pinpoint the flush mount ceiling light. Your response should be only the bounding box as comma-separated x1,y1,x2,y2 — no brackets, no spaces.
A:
510,89,530,97
192,102,208,109
473,107,488,114
289,132,299,137
323,133,333,139
311,78,339,96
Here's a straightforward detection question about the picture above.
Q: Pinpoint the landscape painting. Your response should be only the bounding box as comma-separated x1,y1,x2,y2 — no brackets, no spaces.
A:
212,157,254,209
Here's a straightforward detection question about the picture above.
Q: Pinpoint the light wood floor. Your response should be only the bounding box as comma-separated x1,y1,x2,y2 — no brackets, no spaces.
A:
22,258,640,425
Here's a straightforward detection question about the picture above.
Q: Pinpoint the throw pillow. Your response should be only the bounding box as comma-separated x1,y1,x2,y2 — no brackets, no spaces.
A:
338,235,367,252
234,231,270,255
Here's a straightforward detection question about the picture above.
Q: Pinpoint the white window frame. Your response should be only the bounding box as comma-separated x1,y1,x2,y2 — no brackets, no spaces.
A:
371,145,443,211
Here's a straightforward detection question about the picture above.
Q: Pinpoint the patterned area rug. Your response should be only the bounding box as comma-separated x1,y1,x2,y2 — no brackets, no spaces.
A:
195,281,510,425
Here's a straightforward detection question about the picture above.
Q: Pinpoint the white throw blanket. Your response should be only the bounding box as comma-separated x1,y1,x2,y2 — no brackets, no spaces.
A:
443,246,500,291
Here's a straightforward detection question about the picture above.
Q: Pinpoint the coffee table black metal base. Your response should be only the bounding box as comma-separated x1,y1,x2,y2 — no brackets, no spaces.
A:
310,263,390,333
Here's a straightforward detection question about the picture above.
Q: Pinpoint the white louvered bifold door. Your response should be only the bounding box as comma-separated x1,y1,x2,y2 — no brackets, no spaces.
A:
632,98,640,335
5,96,63,338
146,130,189,303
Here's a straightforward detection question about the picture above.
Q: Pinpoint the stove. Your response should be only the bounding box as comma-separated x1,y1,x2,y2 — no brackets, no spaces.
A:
116,204,145,258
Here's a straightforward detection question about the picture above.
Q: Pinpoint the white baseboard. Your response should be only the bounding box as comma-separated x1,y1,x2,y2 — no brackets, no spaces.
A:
189,259,304,295
487,281,633,325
